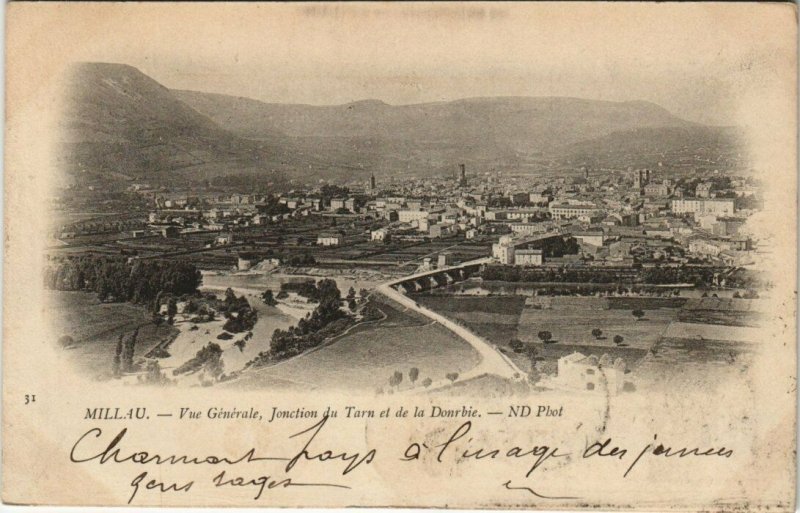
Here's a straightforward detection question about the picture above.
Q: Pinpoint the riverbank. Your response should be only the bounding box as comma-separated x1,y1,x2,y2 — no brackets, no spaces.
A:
152,292,314,385
201,266,404,299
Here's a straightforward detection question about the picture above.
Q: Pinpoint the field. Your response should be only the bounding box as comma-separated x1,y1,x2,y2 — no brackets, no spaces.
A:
412,294,671,367
606,297,688,309
412,295,527,324
412,289,764,389
228,297,481,391
677,310,762,327
340,238,491,266
412,294,526,354
48,291,178,379
412,294,679,373
517,297,676,351
509,296,676,373
661,321,760,342
633,334,755,392
430,373,530,398
677,297,763,327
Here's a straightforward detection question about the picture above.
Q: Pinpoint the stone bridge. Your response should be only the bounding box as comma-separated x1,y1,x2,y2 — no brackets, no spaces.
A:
390,257,491,294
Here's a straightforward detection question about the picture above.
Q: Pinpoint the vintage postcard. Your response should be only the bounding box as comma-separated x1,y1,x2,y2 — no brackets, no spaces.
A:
3,2,797,509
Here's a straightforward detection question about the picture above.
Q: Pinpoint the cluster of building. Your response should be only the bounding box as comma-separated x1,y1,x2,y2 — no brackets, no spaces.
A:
147,194,309,235
482,167,757,267
139,163,759,268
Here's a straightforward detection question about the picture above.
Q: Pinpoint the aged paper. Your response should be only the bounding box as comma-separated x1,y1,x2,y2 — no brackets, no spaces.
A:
3,2,797,509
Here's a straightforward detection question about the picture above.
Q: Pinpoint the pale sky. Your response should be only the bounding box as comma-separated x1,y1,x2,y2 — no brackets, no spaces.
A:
40,2,796,125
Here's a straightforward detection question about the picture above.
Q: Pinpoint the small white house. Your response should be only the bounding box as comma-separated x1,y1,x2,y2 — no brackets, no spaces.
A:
317,233,341,246
216,233,235,245
371,228,390,242
556,352,628,394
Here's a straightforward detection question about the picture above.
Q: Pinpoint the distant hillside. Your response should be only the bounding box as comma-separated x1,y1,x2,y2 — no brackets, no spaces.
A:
560,125,746,170
174,90,696,154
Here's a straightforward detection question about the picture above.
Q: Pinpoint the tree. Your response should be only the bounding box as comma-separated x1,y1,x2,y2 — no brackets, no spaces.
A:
538,331,554,344
121,328,138,372
58,335,75,348
167,298,178,324
153,291,164,314
144,360,168,385
591,328,603,339
613,335,624,346
205,353,224,379
632,309,645,321
173,342,223,376
528,364,541,385
261,289,277,306
409,367,419,384
183,299,198,314
446,372,459,383
347,287,356,300
422,377,432,388
223,295,258,333
348,298,357,312
525,343,539,362
359,289,369,302
224,288,237,306
509,338,525,353
389,370,403,388
112,333,123,376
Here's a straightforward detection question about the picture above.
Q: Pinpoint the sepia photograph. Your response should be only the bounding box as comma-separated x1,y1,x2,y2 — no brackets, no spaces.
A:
51,59,765,396
3,2,797,509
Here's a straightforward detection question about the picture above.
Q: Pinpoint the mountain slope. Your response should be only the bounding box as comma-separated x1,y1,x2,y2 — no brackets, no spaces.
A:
559,125,745,169
59,63,307,186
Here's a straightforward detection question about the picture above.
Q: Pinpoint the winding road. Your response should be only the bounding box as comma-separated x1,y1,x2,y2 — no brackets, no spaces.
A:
376,257,526,384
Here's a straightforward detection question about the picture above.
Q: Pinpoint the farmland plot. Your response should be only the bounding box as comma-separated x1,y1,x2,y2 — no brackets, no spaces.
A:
230,298,481,391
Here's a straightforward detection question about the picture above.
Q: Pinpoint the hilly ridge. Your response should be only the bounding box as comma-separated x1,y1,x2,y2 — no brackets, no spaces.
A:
173,89,694,150
58,62,739,187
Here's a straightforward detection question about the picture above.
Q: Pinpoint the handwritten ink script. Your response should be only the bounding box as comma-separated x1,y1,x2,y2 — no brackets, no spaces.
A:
67,416,734,504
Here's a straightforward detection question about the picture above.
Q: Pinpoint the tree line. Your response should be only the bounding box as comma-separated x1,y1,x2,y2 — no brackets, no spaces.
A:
482,264,753,288
44,256,202,304
57,218,147,237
